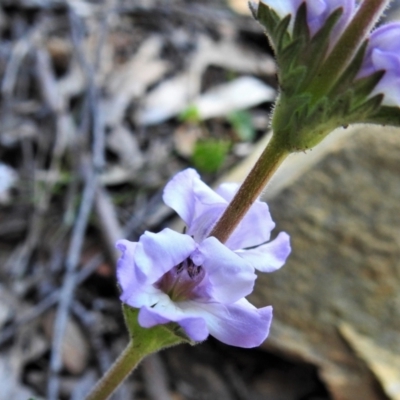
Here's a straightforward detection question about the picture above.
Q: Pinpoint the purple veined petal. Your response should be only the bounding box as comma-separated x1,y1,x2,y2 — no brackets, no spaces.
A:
187,203,225,242
194,237,256,303
235,232,291,273
311,0,355,40
182,299,273,348
215,182,239,201
358,23,400,106
163,168,225,227
368,23,400,53
372,49,400,72
121,284,165,309
226,201,275,250
372,74,400,107
359,23,400,78
215,182,276,249
138,299,209,342
116,240,146,297
305,0,327,35
135,228,196,284
162,168,199,226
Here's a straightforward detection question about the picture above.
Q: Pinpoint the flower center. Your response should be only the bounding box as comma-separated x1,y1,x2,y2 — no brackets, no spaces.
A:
155,259,205,302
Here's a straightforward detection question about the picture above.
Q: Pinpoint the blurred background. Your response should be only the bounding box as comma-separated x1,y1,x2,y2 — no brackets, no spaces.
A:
0,0,400,399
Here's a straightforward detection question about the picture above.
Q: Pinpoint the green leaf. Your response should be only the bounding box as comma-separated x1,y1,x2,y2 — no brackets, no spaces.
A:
227,110,255,142
192,139,231,173
179,105,202,123
123,305,194,354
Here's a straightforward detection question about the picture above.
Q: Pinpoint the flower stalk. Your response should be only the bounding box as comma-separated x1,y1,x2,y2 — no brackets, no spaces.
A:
85,341,142,400
209,134,289,244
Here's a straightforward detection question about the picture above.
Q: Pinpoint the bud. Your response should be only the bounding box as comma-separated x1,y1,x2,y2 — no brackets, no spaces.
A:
253,0,400,152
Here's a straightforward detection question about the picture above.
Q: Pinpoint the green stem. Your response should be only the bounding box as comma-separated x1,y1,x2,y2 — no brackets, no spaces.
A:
209,134,289,244
307,0,390,100
85,341,143,400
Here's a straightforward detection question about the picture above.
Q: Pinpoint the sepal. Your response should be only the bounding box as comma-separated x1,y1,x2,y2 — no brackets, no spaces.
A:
123,304,195,355
255,2,291,53
365,106,400,127
256,2,343,96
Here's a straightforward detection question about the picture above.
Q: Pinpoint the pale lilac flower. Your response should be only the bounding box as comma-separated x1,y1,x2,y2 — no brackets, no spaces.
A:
261,0,355,40
357,23,400,107
117,169,290,348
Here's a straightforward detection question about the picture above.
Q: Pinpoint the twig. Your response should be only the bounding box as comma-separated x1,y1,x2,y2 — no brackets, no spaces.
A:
95,186,124,264
224,364,251,400
47,3,111,398
123,190,165,238
47,164,99,400
71,300,113,374
0,253,103,346
1,33,32,97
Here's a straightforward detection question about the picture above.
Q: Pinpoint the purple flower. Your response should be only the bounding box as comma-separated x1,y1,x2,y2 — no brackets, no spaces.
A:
117,169,290,348
357,23,400,107
261,0,355,40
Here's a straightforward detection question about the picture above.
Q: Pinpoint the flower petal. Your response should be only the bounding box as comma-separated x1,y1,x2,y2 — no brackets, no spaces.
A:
194,237,256,303
121,281,164,309
308,0,354,40
162,169,199,225
215,182,239,201
163,168,225,227
358,23,400,106
135,228,196,283
188,204,225,242
225,200,276,250
216,183,276,249
138,299,209,342
235,232,291,272
116,240,146,300
182,299,273,348
261,0,354,42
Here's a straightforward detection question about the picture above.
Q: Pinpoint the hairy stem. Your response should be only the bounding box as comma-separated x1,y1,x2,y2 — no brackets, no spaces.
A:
85,341,142,400
209,134,288,244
